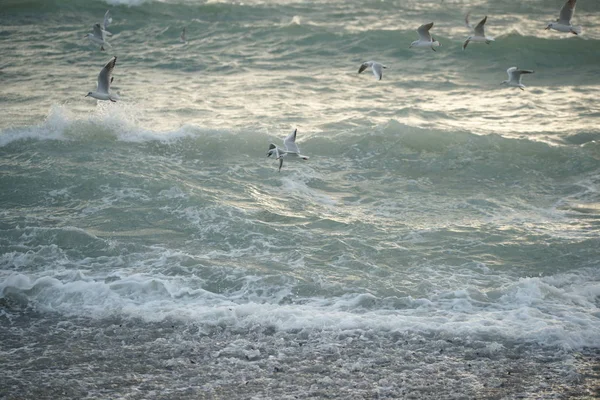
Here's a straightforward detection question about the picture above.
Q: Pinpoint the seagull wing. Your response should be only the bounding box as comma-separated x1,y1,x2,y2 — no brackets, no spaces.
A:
97,56,117,94
558,0,576,24
103,10,112,31
283,129,300,153
417,22,433,41
465,12,472,30
371,63,383,80
474,16,487,36
515,69,534,83
93,23,105,40
180,27,186,42
358,62,369,74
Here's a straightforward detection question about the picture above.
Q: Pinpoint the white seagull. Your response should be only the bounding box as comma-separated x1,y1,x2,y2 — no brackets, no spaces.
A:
266,128,309,172
86,56,119,102
410,22,441,51
103,10,113,35
545,0,581,35
501,67,534,91
86,23,111,51
358,61,386,81
180,27,187,43
463,14,494,50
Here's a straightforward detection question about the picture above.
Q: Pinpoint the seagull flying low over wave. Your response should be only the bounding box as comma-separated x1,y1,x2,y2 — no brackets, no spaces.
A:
86,23,111,51
180,27,187,43
358,61,386,81
501,67,534,91
463,14,494,50
266,128,309,172
546,0,581,35
86,56,119,102
410,22,441,51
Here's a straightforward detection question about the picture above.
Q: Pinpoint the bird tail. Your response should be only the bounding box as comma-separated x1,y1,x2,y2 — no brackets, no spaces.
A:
571,25,582,35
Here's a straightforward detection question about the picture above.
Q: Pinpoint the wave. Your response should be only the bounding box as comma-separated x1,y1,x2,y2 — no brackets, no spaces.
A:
2,107,598,177
1,265,599,349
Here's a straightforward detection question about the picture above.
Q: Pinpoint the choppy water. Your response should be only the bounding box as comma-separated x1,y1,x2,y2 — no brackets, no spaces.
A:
1,0,600,398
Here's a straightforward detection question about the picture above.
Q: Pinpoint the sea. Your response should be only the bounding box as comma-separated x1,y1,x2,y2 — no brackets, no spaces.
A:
1,0,599,398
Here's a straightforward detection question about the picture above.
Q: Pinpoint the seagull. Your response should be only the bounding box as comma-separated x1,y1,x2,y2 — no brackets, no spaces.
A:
410,22,441,51
180,27,187,43
358,61,386,80
545,0,581,35
266,128,309,172
86,23,111,51
103,10,113,35
501,67,534,91
463,14,494,50
86,56,119,102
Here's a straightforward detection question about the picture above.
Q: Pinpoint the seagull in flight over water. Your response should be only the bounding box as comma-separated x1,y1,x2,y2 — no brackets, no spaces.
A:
545,0,581,35
410,22,441,51
86,23,111,51
358,61,386,80
266,128,309,172
463,14,494,50
86,56,119,102
180,27,187,43
501,67,534,91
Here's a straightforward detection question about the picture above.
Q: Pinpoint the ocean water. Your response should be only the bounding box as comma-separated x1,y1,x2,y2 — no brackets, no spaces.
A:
1,0,600,398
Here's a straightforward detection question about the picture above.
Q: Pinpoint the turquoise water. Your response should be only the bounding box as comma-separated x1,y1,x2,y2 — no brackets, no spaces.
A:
1,0,599,398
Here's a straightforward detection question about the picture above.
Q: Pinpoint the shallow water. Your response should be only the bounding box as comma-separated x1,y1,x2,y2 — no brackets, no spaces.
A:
1,0,599,398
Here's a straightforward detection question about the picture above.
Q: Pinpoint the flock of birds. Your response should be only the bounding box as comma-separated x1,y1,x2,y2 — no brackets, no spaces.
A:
84,0,583,171
359,0,581,91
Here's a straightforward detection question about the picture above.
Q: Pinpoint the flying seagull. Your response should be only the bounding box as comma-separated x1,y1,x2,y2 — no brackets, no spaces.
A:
358,61,386,80
463,14,494,50
180,27,187,43
86,56,119,102
266,128,309,172
410,22,441,51
501,67,534,91
545,0,581,35
86,23,111,51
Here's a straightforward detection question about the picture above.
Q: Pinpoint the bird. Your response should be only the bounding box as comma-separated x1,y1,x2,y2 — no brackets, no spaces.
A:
103,10,113,35
85,56,119,102
180,27,187,43
545,0,581,35
266,128,309,172
501,67,534,91
86,23,111,51
410,22,441,52
463,14,494,50
358,61,386,81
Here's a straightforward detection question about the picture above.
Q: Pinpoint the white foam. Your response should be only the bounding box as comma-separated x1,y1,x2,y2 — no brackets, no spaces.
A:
1,265,598,349
0,105,200,147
